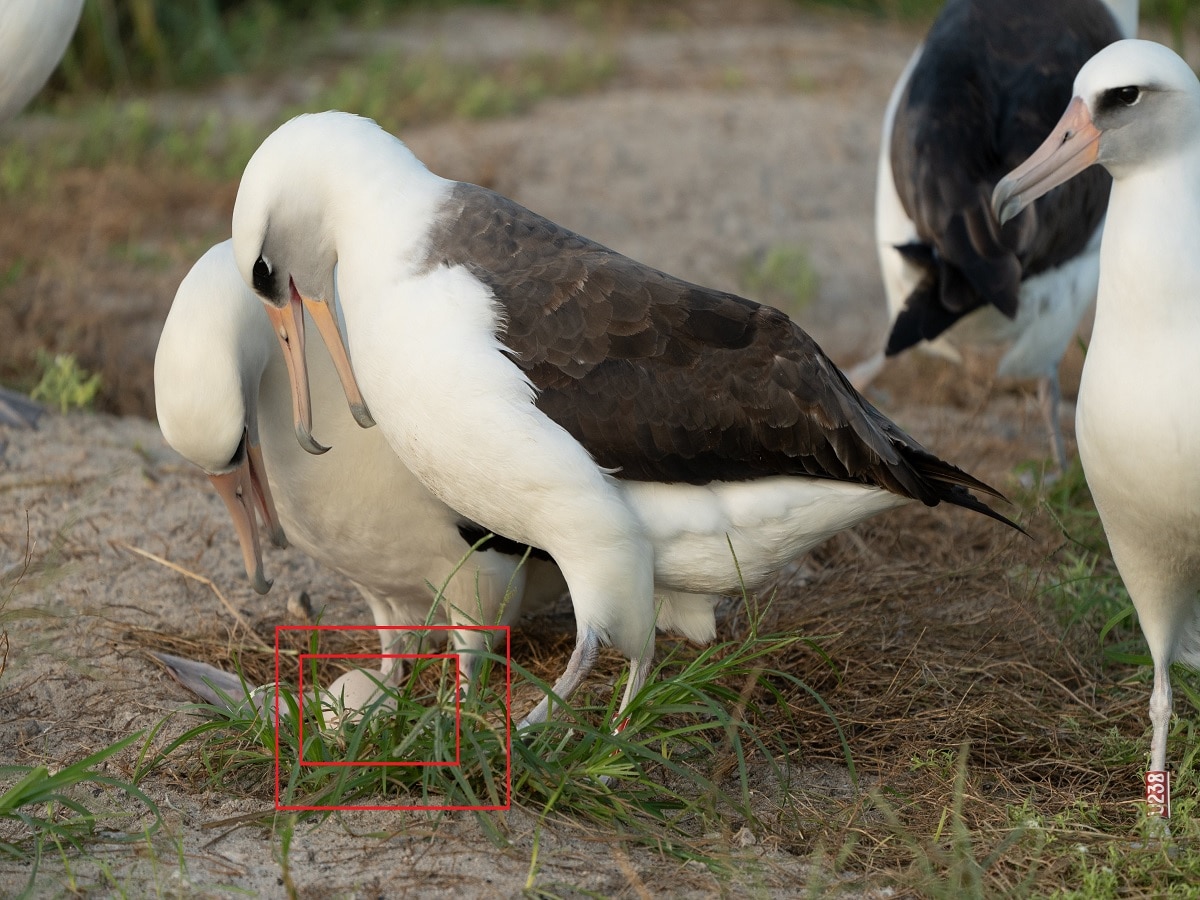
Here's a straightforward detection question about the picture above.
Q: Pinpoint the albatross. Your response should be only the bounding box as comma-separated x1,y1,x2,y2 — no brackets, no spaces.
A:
154,241,566,682
993,38,1200,824
0,0,84,429
870,0,1137,470
230,111,1020,728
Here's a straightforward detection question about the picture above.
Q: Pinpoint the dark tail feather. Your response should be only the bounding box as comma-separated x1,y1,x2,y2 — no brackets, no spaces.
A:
885,229,1021,356
885,242,974,355
908,449,1026,535
886,276,964,355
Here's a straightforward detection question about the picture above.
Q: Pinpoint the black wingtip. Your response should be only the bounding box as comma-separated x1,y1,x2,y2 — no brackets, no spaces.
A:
942,484,1028,536
903,447,1027,535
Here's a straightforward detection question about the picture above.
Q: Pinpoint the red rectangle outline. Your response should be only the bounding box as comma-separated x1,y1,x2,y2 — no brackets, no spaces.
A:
273,625,511,812
296,653,461,768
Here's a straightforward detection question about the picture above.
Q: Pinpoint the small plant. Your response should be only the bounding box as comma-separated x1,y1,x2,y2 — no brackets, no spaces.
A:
740,244,820,318
30,351,102,414
909,747,959,779
0,147,39,197
1142,0,1195,51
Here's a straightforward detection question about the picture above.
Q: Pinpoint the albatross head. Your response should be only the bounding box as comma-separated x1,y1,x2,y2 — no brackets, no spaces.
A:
232,112,380,456
155,241,288,595
993,39,1200,224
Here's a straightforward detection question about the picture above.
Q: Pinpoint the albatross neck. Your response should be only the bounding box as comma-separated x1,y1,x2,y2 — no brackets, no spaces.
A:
1096,152,1200,333
321,150,454,316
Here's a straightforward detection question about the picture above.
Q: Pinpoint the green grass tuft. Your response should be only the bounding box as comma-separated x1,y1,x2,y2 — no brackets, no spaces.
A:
315,49,617,134
0,732,162,893
137,617,818,863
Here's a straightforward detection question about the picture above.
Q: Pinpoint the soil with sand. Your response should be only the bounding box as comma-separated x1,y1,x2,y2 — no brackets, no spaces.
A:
0,4,1191,896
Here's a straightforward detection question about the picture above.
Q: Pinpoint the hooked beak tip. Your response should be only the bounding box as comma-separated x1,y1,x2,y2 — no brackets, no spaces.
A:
296,424,330,456
350,403,376,429
270,526,289,549
253,572,273,595
993,187,1021,227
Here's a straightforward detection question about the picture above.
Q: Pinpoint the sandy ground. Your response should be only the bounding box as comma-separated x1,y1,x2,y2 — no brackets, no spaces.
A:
1,3,1192,896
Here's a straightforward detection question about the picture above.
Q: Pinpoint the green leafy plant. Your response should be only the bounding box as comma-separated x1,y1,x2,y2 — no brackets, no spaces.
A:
29,351,102,414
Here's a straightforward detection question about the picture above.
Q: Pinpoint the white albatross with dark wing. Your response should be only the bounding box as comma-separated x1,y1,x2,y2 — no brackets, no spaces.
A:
870,0,1137,469
230,112,1021,728
154,240,566,693
0,0,84,430
993,39,1200,825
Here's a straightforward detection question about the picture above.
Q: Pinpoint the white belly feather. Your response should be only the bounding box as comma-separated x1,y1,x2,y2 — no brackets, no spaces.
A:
622,476,908,594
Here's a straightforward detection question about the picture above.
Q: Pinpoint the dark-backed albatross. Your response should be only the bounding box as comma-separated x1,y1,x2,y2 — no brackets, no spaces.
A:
871,0,1137,470
230,111,1020,729
155,240,566,685
993,39,1200,824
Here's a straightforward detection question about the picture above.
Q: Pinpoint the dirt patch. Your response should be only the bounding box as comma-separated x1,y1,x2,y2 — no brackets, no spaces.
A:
0,2,1190,895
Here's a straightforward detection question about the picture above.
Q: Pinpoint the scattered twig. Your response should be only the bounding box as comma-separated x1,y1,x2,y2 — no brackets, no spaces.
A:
114,541,271,652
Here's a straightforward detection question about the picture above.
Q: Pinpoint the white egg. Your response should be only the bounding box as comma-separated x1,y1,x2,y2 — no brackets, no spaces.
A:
319,668,396,729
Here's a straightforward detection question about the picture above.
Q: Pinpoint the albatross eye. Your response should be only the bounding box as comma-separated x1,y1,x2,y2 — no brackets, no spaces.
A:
1114,85,1141,106
252,256,273,294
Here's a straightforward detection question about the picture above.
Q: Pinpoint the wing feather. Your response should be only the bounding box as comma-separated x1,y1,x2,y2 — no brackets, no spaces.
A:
422,182,1015,525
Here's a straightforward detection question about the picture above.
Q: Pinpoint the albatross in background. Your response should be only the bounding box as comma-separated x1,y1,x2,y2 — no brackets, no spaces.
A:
993,39,1200,825
0,0,82,123
229,111,1020,729
869,0,1137,470
0,0,84,430
154,241,566,685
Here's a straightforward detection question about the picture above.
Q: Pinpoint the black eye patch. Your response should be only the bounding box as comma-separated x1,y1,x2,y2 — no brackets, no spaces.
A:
252,256,273,294
1097,85,1142,114
1115,85,1140,105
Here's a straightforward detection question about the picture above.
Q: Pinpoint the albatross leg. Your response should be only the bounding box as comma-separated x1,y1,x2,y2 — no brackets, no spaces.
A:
1148,658,1173,778
611,648,653,735
1038,370,1069,474
517,628,600,728
1143,658,1174,833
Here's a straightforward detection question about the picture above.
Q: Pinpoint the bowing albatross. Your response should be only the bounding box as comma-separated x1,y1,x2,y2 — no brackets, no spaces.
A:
230,112,1020,728
0,0,84,429
993,39,1200,822
154,241,566,681
872,0,1137,470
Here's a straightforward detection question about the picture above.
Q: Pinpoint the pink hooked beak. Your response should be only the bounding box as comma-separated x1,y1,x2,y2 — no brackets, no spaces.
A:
264,279,374,457
993,96,1103,226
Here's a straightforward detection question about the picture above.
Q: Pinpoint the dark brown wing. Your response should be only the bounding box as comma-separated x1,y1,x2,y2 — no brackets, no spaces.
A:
887,0,1120,353
422,182,1015,525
